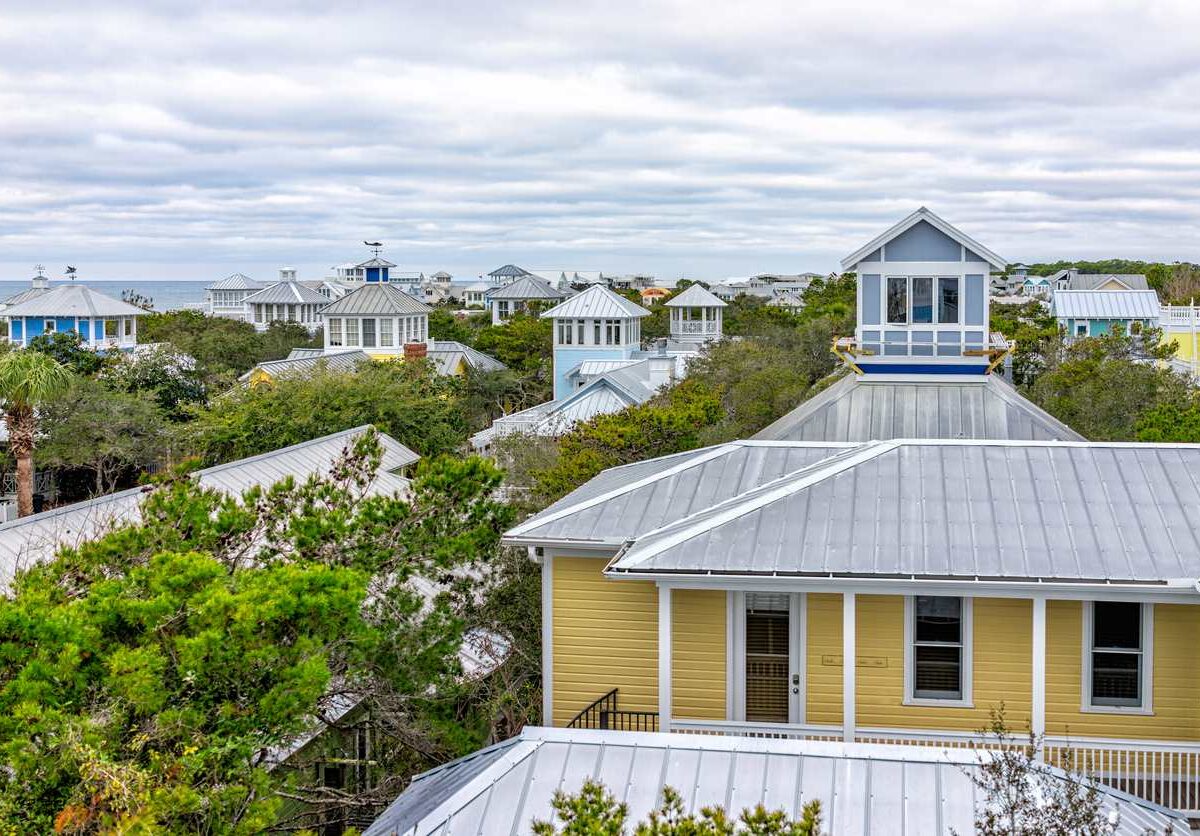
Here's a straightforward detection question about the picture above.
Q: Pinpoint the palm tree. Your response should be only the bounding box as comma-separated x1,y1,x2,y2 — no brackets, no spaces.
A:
0,350,71,517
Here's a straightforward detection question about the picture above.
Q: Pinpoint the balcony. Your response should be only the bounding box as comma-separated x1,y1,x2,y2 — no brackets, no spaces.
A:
835,331,1012,372
674,320,720,335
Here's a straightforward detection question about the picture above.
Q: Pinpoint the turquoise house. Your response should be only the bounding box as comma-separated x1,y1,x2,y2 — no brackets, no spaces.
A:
541,285,650,400
1051,289,1160,338
4,283,145,350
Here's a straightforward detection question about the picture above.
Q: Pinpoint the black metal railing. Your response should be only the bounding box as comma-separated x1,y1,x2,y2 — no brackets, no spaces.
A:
567,688,658,732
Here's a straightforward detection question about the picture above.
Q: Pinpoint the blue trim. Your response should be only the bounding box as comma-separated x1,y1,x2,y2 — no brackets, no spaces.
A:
857,362,988,375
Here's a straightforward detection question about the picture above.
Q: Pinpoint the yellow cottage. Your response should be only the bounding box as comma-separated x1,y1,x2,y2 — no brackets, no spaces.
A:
503,210,1200,818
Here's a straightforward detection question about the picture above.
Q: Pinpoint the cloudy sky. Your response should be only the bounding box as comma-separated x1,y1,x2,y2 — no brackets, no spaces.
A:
2,0,1199,282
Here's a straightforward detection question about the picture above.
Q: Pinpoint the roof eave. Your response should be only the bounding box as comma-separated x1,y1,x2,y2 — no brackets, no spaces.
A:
840,208,1008,271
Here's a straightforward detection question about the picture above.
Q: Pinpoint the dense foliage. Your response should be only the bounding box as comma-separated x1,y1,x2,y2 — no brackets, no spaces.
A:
138,311,319,382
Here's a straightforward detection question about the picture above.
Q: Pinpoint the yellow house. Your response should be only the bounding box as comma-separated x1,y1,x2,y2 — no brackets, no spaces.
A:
501,210,1200,818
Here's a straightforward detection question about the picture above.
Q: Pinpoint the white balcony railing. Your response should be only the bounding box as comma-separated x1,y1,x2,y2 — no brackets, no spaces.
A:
1160,304,1200,326
670,719,1200,816
675,320,720,335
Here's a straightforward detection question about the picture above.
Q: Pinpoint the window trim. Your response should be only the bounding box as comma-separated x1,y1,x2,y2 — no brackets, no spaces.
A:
1081,601,1154,715
903,595,973,708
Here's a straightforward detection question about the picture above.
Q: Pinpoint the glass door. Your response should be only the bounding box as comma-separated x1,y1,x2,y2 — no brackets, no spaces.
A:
745,593,790,723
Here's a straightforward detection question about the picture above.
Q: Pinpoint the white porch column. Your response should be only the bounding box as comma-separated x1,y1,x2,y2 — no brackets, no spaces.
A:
843,592,856,743
1032,595,1047,755
659,584,672,732
540,549,553,727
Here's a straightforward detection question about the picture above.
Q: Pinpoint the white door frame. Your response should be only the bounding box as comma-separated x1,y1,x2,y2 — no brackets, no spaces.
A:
728,591,806,724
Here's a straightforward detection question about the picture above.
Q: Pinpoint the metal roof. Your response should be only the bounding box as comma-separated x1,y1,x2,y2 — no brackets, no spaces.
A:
238,350,371,382
608,439,1200,585
505,441,852,546
1065,274,1150,291
363,727,1185,836
207,272,264,291
665,283,727,308
1,286,49,307
486,275,564,301
1051,290,1160,320
2,284,147,318
242,280,331,305
841,207,1007,271
753,375,1084,443
428,341,506,373
357,257,397,268
320,284,432,316
0,426,418,587
540,285,650,319
487,264,532,279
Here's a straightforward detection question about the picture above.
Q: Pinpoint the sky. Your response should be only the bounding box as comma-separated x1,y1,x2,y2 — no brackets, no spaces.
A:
2,0,1200,283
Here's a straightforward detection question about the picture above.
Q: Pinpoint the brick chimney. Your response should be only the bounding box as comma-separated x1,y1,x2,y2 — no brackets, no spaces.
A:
403,342,428,361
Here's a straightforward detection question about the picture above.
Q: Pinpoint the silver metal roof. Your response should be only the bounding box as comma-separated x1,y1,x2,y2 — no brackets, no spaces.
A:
753,375,1084,443
206,272,264,291
428,341,506,373
540,285,650,320
0,426,418,587
2,284,147,318
363,727,1185,836
1051,290,1160,320
1,286,49,307
664,283,727,308
1065,274,1150,291
238,350,371,382
320,284,432,316
609,439,1200,585
486,275,564,301
505,441,852,546
487,264,533,279
242,280,331,306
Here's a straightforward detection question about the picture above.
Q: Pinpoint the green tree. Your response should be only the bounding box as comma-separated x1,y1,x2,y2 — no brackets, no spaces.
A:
0,350,72,516
1135,398,1200,442
989,301,1060,386
37,377,170,495
473,314,554,376
99,344,207,417
532,781,823,835
257,319,322,360
26,330,105,376
138,310,266,381
429,308,478,344
182,359,469,462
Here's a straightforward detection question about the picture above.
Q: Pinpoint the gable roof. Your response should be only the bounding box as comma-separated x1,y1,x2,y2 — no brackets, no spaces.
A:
1067,273,1150,291
428,341,506,374
752,374,1083,443
242,281,330,306
1052,289,1160,320
0,427,419,588
540,285,649,319
3,284,148,318
363,727,1186,836
607,438,1200,587
840,207,1007,271
319,284,432,316
664,283,727,308
486,274,565,301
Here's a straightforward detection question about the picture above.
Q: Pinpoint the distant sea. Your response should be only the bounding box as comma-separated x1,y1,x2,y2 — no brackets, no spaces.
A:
0,280,209,312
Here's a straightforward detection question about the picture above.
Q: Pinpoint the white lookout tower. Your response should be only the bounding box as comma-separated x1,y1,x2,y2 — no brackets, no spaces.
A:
665,283,726,344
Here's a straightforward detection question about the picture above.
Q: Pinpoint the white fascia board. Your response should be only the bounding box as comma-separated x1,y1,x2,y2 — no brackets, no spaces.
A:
841,208,1008,271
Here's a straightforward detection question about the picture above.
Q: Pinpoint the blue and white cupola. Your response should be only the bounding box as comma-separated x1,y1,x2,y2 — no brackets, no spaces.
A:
357,243,395,284
541,285,650,400
840,207,1008,376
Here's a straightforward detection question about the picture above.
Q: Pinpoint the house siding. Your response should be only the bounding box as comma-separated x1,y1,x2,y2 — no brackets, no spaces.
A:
1046,600,1200,740
551,556,657,727
671,589,726,720
806,593,843,725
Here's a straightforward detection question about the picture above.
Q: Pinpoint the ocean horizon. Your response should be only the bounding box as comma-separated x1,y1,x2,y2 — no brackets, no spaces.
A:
0,280,209,312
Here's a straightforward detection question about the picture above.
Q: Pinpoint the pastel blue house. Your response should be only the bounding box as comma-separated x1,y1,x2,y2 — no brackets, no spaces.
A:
841,207,1007,376
542,285,650,400
1051,289,1160,339
3,283,145,350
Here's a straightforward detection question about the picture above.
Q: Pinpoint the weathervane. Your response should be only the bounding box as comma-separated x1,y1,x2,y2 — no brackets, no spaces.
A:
364,240,383,259
33,264,45,277
65,265,78,281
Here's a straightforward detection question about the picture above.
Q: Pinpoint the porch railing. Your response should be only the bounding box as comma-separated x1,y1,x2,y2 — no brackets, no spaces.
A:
670,720,1200,817
567,689,658,732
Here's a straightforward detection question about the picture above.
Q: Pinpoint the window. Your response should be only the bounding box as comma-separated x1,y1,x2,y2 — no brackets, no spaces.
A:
911,277,933,323
605,319,621,344
1086,601,1150,710
576,319,585,344
594,319,601,345
43,319,57,335
380,317,393,347
345,318,359,346
124,318,132,337
906,596,970,703
938,278,960,324
329,318,343,346
1075,322,1088,337
105,319,118,338
362,317,376,348
886,277,908,324
255,305,264,324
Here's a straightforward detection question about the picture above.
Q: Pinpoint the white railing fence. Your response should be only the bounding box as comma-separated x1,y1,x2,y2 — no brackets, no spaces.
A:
670,720,1200,816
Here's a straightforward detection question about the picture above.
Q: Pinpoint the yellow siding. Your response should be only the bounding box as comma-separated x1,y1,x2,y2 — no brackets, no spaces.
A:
672,589,726,720
806,593,843,725
551,556,657,727
855,596,1032,731
1162,328,1200,363
1046,601,1200,740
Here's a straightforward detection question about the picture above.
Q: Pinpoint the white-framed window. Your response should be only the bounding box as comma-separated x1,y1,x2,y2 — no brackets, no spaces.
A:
124,318,132,337
593,319,601,345
937,277,960,324
380,317,393,347
1083,601,1153,712
43,318,57,335
362,317,376,348
345,318,359,346
255,305,264,324
329,318,343,346
886,276,908,324
575,319,585,344
105,319,118,338
1075,322,1088,337
904,596,972,705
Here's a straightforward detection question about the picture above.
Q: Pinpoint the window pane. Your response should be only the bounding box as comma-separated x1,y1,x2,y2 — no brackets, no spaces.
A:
911,277,933,323
938,278,959,323
915,596,961,643
745,606,789,723
914,645,962,699
887,277,907,323
362,318,376,348
1093,601,1140,649
1092,652,1140,705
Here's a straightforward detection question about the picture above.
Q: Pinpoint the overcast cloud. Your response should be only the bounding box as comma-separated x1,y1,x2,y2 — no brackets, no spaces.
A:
1,0,1199,281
